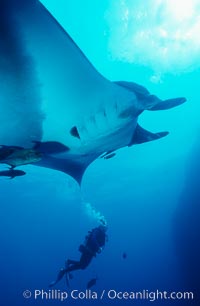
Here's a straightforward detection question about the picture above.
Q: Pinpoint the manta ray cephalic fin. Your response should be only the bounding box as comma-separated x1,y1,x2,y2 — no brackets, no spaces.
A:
149,97,186,111
114,81,150,100
115,81,186,111
129,124,169,146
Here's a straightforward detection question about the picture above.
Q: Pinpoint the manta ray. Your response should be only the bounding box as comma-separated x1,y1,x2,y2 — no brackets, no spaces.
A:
0,0,186,184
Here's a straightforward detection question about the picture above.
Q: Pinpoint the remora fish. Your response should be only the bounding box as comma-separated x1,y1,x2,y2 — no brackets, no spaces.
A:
0,146,42,167
0,142,69,168
0,0,186,184
0,169,26,179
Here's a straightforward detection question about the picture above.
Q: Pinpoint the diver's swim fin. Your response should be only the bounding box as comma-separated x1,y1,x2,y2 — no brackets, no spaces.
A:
69,273,73,279
65,273,70,288
49,268,66,287
49,281,56,288
65,261,70,287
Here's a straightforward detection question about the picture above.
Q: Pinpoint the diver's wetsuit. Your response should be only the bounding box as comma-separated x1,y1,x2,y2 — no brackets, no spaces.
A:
66,251,93,272
66,226,106,271
49,225,107,287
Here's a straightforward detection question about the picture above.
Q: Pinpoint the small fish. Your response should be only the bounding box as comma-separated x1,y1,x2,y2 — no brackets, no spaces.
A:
0,141,69,169
0,169,26,179
122,252,127,259
0,145,23,160
86,277,98,289
0,147,42,168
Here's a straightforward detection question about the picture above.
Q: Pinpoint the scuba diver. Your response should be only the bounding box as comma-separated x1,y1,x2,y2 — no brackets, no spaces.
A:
49,222,107,287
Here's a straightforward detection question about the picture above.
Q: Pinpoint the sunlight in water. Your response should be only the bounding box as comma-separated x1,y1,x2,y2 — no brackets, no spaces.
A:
165,0,195,21
107,0,200,74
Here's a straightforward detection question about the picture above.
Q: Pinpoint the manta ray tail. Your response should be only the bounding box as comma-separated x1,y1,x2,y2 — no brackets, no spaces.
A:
129,124,169,146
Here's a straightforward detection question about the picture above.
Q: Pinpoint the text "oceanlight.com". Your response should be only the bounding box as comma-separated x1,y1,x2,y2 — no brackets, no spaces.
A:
22,289,194,302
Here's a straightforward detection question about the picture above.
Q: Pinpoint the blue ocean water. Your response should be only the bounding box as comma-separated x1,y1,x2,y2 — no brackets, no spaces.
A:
0,0,199,305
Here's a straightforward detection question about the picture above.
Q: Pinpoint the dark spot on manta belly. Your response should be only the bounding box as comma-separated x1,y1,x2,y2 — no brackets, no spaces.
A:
70,126,80,139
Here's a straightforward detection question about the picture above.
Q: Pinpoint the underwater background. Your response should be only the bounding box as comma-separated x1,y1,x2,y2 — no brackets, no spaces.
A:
0,0,199,305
